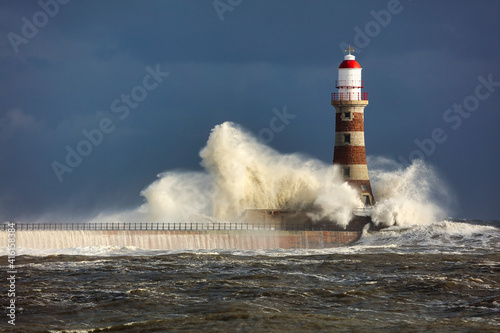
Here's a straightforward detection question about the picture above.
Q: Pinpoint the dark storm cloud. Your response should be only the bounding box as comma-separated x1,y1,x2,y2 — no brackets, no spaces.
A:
0,0,499,221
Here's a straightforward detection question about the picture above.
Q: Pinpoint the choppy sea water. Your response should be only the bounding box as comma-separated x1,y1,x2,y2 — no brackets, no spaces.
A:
2,220,499,332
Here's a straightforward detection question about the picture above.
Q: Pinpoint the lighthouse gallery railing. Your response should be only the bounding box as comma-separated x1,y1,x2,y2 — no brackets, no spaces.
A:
331,92,368,101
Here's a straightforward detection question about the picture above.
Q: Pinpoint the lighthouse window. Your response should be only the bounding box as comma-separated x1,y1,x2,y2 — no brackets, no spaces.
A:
343,167,350,178
344,112,351,119
344,134,351,144
361,185,368,191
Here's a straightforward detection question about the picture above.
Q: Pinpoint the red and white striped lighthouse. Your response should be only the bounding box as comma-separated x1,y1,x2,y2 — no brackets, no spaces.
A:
331,47,375,206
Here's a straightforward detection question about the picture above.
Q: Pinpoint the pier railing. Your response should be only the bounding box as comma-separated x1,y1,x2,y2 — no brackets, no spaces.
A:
1,222,355,232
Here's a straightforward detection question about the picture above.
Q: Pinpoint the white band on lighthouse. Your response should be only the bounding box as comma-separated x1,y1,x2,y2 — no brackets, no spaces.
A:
335,132,365,146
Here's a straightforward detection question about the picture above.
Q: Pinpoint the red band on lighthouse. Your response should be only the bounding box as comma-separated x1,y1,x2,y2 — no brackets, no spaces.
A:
335,113,364,132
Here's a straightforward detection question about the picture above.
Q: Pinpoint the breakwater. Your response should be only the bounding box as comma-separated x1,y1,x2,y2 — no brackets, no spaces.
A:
0,223,362,250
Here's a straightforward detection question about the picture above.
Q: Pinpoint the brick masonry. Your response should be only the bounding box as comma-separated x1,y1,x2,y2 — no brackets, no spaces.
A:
335,113,364,132
333,146,367,164
331,100,375,205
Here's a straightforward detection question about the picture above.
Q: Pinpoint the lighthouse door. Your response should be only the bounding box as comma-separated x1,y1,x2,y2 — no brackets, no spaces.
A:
363,195,371,206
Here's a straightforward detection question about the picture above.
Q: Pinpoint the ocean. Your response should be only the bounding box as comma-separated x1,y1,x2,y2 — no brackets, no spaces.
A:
2,219,499,332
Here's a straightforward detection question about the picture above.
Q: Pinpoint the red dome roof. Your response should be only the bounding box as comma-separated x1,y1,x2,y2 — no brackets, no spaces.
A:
339,60,361,69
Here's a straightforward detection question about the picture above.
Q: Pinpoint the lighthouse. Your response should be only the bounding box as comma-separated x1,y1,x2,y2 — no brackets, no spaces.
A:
331,47,375,206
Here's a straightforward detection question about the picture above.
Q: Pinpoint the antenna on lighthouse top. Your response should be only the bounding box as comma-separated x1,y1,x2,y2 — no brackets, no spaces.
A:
345,45,354,55
343,45,356,60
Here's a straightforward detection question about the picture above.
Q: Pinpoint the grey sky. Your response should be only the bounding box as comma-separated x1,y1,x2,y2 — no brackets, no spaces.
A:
1,0,499,221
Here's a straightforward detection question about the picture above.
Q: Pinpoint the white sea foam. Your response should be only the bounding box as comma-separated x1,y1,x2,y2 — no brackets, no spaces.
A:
142,122,362,227
368,157,452,227
141,123,453,229
358,220,500,251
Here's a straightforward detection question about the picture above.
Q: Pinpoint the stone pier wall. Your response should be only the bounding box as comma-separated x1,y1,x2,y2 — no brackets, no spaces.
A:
0,230,362,250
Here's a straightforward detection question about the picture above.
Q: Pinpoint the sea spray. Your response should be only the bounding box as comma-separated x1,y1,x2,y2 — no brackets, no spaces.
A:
142,122,362,226
368,157,452,227
89,123,452,228
142,172,213,222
